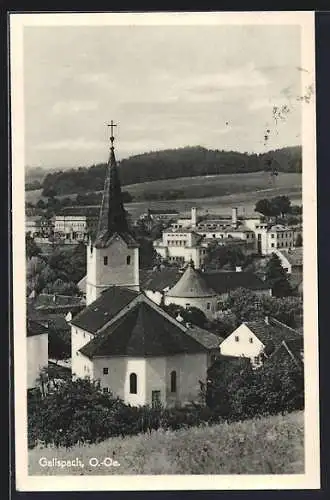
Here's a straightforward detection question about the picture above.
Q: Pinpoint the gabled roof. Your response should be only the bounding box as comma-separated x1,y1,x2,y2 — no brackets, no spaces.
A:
27,319,48,338
204,271,270,294
140,268,182,292
244,317,303,355
167,263,217,298
279,248,303,267
79,300,214,359
264,339,304,370
185,325,223,350
70,286,140,333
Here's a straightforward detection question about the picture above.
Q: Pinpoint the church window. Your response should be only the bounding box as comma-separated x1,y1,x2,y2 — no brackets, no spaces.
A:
207,302,211,310
126,255,131,265
103,367,108,375
170,371,177,393
130,373,137,394
104,256,108,265
249,337,253,344
235,335,239,342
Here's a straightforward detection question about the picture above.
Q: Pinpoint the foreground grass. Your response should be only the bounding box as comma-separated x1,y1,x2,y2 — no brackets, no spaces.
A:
29,411,304,475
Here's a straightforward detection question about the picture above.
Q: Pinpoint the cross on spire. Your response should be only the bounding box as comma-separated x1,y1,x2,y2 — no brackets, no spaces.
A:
107,120,117,149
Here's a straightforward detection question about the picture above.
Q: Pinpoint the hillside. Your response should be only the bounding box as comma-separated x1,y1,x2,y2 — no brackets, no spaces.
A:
29,411,304,475
38,145,302,197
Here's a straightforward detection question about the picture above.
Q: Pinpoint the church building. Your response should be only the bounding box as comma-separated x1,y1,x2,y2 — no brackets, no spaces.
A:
71,125,221,407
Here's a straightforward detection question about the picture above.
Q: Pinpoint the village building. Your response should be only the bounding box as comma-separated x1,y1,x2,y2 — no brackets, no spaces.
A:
70,126,223,407
219,316,303,367
26,215,43,237
27,319,49,389
140,262,272,320
255,224,295,255
273,247,303,275
53,207,100,243
153,228,208,269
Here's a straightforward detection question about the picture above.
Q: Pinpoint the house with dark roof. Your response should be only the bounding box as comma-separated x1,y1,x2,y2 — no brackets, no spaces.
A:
140,261,271,320
219,316,303,367
27,319,49,389
71,289,221,407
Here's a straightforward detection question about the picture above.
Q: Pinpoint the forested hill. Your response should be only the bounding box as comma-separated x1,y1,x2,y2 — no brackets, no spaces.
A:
41,145,302,197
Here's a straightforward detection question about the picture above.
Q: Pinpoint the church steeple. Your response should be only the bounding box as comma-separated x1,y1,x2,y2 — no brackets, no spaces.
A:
94,121,132,248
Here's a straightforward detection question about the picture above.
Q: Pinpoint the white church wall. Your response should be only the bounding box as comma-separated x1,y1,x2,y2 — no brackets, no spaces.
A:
144,289,163,305
27,333,48,389
166,352,208,406
94,357,147,406
145,357,167,406
164,295,218,320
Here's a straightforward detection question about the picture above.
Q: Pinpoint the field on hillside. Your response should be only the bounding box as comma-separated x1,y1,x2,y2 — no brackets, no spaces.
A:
25,172,302,218
29,411,304,475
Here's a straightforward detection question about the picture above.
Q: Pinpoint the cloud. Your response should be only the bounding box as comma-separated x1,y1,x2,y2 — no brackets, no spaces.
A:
51,100,99,115
34,138,104,151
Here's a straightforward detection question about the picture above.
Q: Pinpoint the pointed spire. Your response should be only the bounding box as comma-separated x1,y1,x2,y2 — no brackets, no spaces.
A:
94,122,134,248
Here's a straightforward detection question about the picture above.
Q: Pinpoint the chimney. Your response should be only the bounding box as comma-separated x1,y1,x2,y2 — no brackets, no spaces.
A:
231,207,238,228
52,294,57,303
265,315,269,325
185,322,191,328
191,207,197,227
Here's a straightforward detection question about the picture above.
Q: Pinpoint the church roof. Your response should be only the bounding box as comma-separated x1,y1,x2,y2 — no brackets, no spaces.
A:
203,271,270,294
79,300,219,358
93,130,138,249
70,286,140,334
167,263,217,298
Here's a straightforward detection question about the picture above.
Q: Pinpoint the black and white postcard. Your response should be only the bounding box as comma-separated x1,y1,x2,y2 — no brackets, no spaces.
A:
10,11,319,491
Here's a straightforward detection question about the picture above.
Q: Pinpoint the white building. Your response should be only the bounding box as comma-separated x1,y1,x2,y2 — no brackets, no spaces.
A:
255,225,295,255
27,319,48,389
153,228,207,269
219,316,303,367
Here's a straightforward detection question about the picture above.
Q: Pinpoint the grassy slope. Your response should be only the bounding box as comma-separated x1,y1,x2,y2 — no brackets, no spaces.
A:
25,172,301,206
29,411,304,475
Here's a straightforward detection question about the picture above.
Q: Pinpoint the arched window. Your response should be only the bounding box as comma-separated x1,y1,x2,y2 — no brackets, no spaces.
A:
129,373,137,394
170,370,177,393
126,255,131,265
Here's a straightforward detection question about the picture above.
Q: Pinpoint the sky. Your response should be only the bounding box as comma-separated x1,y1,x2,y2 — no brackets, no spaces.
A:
23,24,304,168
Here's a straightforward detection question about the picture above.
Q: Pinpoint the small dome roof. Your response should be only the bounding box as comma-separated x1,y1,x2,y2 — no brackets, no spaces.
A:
166,262,216,298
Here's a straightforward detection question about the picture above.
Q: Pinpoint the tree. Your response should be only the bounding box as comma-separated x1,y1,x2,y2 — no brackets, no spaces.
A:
36,199,46,210
219,288,265,325
255,199,273,217
265,254,292,297
271,196,291,217
184,307,207,328
26,234,41,259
